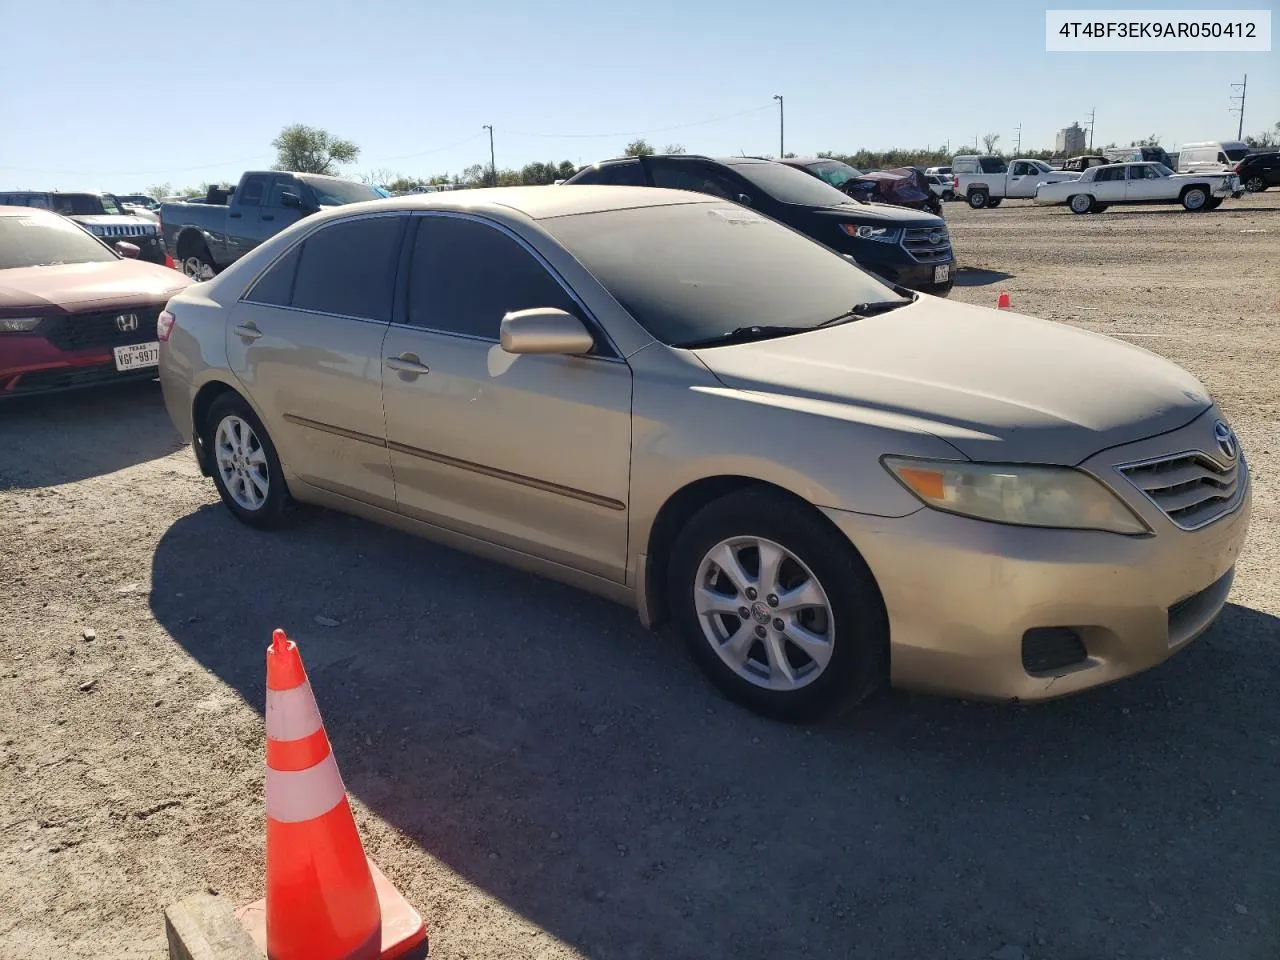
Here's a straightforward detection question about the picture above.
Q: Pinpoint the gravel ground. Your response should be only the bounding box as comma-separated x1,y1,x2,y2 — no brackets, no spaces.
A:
1,193,1277,960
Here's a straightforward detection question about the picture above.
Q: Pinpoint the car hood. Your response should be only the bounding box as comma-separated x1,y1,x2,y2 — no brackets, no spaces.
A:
0,261,190,317
692,297,1210,465
812,202,944,227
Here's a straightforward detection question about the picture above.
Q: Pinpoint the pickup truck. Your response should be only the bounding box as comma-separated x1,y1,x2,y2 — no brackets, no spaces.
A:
160,171,385,280
951,156,1080,209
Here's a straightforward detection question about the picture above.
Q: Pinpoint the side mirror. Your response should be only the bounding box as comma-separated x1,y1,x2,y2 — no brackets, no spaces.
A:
280,191,304,210
500,308,594,356
736,193,753,206
115,241,141,259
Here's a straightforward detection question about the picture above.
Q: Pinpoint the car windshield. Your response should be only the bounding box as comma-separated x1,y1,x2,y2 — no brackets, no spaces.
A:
96,195,124,215
1225,147,1250,162
296,175,384,206
727,161,856,207
0,213,117,269
802,159,863,188
543,201,898,347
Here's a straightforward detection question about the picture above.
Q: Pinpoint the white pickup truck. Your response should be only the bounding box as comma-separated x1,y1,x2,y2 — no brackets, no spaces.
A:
952,156,1079,209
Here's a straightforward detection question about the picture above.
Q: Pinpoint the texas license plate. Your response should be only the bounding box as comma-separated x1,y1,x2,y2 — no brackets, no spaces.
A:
934,264,951,284
113,341,159,371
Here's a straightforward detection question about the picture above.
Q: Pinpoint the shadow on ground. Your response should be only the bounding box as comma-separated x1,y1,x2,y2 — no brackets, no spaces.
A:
150,505,1280,960
953,267,1014,287
0,380,181,488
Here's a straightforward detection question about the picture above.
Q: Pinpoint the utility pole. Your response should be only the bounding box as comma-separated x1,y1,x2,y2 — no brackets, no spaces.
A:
483,125,495,186
1086,107,1096,150
973,135,979,150
773,95,784,158
1230,75,1247,141
1014,123,1022,155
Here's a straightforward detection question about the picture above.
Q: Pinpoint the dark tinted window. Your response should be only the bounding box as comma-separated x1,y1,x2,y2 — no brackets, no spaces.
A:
573,160,645,186
238,176,268,207
406,216,581,341
268,178,302,207
978,156,1007,173
290,216,404,320
650,160,741,200
296,175,383,205
1094,166,1126,182
245,245,302,306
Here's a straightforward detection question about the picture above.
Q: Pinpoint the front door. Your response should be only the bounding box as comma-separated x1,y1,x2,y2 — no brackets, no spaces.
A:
380,214,633,582
226,213,406,509
226,174,269,261
1124,164,1164,201
1008,161,1038,197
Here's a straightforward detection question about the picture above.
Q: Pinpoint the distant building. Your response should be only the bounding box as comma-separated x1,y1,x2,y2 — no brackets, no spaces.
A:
1056,122,1087,155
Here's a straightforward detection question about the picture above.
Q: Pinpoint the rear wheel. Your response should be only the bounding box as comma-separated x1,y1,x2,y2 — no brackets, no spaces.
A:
1181,187,1209,211
205,393,291,529
1244,176,1266,193
967,190,989,209
667,488,887,722
1069,194,1094,215
179,242,217,281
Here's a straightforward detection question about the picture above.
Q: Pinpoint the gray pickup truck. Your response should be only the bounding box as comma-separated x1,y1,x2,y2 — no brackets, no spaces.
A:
160,171,386,280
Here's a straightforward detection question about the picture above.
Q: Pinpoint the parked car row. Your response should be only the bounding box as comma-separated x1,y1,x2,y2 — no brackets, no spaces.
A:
1034,162,1242,213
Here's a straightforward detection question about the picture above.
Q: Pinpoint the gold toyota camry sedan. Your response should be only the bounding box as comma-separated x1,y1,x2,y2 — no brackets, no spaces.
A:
157,186,1250,720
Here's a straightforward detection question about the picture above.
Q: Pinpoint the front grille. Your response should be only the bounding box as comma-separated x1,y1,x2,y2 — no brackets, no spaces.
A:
1022,627,1088,675
41,308,160,352
1119,452,1244,530
901,226,952,263
81,222,156,239
4,363,153,396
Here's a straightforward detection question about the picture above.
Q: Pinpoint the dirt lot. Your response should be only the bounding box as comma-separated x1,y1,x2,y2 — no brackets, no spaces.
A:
1,193,1278,960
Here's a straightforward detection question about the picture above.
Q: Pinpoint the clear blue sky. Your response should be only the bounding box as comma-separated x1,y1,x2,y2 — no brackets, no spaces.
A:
3,0,1276,192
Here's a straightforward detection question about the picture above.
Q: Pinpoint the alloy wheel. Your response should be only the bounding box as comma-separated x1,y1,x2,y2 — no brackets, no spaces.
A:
214,415,270,511
693,536,835,692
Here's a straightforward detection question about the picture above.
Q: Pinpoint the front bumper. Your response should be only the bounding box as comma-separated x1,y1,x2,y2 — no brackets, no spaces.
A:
866,259,954,296
822,412,1252,702
0,309,163,398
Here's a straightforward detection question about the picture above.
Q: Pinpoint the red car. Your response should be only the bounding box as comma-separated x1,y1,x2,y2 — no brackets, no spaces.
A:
0,205,189,397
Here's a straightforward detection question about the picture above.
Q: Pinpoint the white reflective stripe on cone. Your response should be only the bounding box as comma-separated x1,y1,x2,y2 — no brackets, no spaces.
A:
265,679,324,742
266,752,347,823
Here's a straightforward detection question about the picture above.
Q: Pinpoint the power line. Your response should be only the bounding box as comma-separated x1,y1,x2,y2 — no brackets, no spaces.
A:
366,131,486,163
505,104,773,139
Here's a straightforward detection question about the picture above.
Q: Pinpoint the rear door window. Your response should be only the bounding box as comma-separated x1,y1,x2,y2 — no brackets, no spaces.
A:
978,157,1008,173
238,175,268,208
244,246,302,306
288,215,406,321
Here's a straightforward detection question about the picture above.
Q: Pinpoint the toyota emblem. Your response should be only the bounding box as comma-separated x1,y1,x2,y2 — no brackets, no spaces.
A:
1213,420,1237,461
115,313,139,333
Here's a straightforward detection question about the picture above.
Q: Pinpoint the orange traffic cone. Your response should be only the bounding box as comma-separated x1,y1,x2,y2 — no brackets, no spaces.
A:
164,254,176,270
996,289,1011,310
236,629,428,960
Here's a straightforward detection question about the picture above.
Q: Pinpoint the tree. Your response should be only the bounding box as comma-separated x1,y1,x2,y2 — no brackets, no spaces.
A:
271,124,360,174
981,132,1001,154
360,167,401,188
1130,134,1160,146
663,143,687,154
556,160,577,180
623,138,655,157
1244,121,1279,149
144,182,172,199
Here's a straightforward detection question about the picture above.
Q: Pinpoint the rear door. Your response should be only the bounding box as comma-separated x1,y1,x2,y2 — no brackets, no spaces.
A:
226,212,406,510
380,213,633,582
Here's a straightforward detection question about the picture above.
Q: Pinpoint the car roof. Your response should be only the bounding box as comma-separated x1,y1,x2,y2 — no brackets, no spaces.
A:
304,185,720,223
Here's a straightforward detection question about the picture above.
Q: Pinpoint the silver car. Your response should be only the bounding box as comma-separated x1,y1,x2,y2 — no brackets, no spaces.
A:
158,187,1250,720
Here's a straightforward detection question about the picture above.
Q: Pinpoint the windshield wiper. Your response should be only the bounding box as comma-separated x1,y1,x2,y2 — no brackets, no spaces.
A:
676,298,915,349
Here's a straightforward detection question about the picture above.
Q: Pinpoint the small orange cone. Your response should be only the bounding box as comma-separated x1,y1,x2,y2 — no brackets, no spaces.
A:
996,289,1011,310
235,629,428,960
164,253,176,270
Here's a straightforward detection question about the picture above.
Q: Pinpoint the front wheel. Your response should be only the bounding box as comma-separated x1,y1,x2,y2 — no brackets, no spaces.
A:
205,393,291,529
1182,187,1209,211
667,488,888,722
1069,194,1094,214
1244,176,1266,193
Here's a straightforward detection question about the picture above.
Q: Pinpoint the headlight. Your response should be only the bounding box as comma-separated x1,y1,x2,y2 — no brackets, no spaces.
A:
0,317,42,333
840,224,901,243
883,457,1148,535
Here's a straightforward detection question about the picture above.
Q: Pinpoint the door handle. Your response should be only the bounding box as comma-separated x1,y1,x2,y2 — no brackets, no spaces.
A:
229,212,242,219
385,354,429,376
261,214,275,221
233,322,263,341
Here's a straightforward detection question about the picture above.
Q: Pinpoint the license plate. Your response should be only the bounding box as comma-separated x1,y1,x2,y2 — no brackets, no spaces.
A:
934,264,951,284
113,341,159,371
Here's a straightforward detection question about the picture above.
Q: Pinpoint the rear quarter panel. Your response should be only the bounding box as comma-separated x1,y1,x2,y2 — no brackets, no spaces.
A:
158,288,231,444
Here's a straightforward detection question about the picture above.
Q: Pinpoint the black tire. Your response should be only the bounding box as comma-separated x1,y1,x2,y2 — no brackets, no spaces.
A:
1181,187,1209,211
204,392,292,529
967,190,988,209
1244,176,1266,193
666,487,888,723
1069,194,1094,215
986,198,1003,208
178,237,217,281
